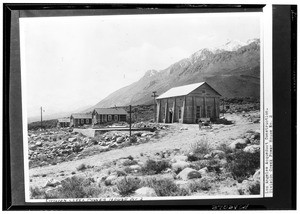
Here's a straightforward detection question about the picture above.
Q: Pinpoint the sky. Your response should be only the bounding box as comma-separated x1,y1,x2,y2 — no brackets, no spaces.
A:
20,12,261,119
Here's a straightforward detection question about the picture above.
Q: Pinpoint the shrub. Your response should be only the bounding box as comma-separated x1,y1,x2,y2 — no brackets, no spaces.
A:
216,143,233,154
213,118,233,125
249,182,260,195
142,178,190,196
122,159,138,166
116,177,141,196
30,186,46,199
207,159,222,174
124,167,133,174
116,170,127,177
190,138,212,159
226,150,260,182
189,179,211,192
45,176,100,199
141,159,170,175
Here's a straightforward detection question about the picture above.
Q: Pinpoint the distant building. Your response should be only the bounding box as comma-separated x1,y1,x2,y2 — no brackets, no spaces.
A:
92,108,128,124
156,82,221,124
70,113,92,127
57,118,70,127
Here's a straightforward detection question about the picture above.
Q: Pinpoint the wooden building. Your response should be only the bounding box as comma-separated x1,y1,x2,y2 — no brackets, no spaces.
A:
57,118,70,127
156,82,221,124
92,108,128,124
70,113,92,127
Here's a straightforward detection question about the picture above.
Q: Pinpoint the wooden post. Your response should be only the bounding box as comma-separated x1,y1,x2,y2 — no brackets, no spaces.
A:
182,96,186,123
203,96,206,118
129,105,132,137
172,99,175,123
164,101,168,123
156,99,161,123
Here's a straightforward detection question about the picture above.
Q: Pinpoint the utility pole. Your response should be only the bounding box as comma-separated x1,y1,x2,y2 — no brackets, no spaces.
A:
151,91,158,122
129,105,132,137
40,106,43,130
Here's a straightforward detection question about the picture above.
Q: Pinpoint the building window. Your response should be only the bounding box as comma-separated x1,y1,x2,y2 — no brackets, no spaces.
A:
178,109,182,119
81,119,84,124
202,90,206,94
114,115,118,121
86,119,89,123
108,115,112,121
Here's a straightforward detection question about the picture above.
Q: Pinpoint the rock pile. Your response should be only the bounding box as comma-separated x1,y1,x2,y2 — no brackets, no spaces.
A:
28,128,159,168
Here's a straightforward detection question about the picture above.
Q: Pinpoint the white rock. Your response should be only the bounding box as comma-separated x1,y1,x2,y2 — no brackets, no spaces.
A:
176,167,202,180
105,175,118,185
171,161,190,172
129,165,142,171
171,155,188,163
253,169,260,181
68,137,76,142
44,178,60,187
134,187,157,197
243,145,260,153
228,138,249,150
198,167,208,176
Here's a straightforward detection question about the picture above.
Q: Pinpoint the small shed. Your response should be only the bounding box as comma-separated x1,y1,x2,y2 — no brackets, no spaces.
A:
156,82,221,124
92,108,128,124
57,118,70,127
70,113,93,127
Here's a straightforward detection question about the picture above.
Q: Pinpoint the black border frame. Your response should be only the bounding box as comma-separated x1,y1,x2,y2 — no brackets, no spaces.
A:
2,3,297,210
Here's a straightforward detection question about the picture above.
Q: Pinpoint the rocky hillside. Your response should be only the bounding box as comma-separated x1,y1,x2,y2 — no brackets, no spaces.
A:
92,39,260,108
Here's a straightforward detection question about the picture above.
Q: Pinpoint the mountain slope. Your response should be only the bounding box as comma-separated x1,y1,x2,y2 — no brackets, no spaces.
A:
91,39,260,108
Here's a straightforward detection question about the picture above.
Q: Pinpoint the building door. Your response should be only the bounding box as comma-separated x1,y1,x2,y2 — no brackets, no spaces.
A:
169,111,173,123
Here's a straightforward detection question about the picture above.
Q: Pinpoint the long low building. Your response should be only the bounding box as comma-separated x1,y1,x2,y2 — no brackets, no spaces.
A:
92,108,128,124
156,82,221,124
70,113,93,127
57,118,70,127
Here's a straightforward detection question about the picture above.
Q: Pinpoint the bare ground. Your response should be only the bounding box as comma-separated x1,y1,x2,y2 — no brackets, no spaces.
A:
29,111,260,189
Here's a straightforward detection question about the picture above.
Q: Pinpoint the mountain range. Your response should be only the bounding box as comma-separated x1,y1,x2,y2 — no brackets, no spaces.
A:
88,39,260,109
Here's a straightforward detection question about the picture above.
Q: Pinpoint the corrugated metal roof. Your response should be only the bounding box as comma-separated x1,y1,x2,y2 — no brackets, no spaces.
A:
93,108,128,115
71,113,92,119
156,82,205,99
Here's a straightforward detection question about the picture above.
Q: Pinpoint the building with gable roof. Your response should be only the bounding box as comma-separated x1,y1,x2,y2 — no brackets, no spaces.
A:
156,82,221,123
92,108,128,124
70,113,92,127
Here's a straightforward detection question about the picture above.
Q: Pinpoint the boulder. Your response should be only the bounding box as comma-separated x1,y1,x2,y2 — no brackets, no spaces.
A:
129,165,142,171
176,167,202,180
116,137,124,143
203,154,212,159
134,187,157,197
68,137,76,142
171,161,190,172
171,155,188,163
45,185,62,197
243,145,260,153
210,150,225,157
198,167,208,176
253,169,260,182
228,138,249,150
44,178,60,187
105,175,118,186
35,141,42,147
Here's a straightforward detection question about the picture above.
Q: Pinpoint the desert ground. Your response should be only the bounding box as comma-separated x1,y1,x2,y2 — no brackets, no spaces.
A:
28,110,261,199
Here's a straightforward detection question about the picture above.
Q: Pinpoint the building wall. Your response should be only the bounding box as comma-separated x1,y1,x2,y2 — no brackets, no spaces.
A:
157,84,221,124
92,112,127,124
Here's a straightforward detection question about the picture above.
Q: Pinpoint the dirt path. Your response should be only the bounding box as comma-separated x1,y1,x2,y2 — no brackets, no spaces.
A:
29,112,260,186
